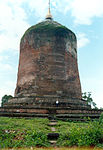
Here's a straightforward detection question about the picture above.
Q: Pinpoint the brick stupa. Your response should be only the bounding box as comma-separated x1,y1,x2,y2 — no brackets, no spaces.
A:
15,21,82,100
0,6,102,120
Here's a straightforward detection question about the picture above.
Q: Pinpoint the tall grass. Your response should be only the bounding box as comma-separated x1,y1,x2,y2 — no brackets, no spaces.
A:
0,117,103,148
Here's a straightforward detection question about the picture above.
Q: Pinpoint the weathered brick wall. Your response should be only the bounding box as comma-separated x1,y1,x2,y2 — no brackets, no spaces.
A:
15,20,82,99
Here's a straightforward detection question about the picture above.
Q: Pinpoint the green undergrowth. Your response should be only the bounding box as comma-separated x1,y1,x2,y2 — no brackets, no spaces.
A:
56,120,103,147
0,117,103,149
0,117,50,148
1,147,103,150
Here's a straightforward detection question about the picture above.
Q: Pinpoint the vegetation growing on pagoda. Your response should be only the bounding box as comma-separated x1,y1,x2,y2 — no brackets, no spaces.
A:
21,21,76,41
1,95,13,107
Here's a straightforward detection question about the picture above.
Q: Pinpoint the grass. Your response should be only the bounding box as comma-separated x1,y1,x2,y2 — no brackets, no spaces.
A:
0,117,103,149
0,117,51,148
0,117,50,132
1,147,103,150
56,120,103,147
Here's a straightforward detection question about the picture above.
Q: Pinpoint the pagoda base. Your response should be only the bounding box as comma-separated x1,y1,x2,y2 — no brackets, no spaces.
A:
0,96,102,121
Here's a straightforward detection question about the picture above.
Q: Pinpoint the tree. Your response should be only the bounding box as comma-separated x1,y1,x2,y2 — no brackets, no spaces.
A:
82,92,98,109
99,112,103,124
1,95,13,107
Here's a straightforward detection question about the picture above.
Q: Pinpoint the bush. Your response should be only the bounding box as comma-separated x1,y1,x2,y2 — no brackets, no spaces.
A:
0,129,50,148
0,118,50,148
99,112,103,124
57,121,103,147
24,130,50,147
1,95,13,107
0,117,103,148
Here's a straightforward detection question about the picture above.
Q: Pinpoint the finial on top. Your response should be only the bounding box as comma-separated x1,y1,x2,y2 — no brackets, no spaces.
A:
45,0,53,20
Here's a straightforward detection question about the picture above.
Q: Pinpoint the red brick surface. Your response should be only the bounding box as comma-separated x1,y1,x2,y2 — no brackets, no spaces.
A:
15,20,82,99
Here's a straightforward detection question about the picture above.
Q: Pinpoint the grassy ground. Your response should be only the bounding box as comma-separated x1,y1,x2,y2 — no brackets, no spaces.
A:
0,117,103,149
0,117,50,132
1,147,103,150
0,117,51,148
56,120,103,147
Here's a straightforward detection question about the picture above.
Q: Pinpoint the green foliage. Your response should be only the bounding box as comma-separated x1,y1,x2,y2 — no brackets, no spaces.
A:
0,117,50,148
82,92,97,109
24,130,49,147
0,129,50,148
96,144,103,148
57,121,103,147
1,95,13,107
99,112,103,124
0,117,103,148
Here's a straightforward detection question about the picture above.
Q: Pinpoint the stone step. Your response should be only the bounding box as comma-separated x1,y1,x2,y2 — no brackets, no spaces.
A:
51,127,56,132
47,133,59,140
48,122,57,126
3,105,90,109
49,140,57,145
56,113,101,117
0,111,102,120
50,120,58,122
0,112,49,117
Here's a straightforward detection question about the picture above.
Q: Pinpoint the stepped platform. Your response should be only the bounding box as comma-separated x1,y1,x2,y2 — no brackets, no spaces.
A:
0,96,102,121
0,107,102,121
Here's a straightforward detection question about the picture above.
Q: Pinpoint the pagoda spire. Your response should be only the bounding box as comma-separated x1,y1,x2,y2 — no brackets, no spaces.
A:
45,0,53,20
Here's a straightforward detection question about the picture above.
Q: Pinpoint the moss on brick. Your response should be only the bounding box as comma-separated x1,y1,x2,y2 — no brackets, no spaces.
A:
21,21,75,42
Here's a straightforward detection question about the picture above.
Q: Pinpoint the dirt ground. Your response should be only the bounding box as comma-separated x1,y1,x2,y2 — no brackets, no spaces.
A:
2,146,103,150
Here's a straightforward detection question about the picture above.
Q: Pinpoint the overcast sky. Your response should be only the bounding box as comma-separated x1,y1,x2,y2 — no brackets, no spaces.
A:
0,0,103,108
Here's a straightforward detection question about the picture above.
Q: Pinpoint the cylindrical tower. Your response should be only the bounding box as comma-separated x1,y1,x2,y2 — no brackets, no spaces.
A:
15,19,82,99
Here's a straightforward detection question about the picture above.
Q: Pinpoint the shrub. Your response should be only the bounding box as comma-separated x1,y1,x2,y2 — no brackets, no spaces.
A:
57,121,103,147
0,118,50,148
24,130,50,147
1,95,13,107
99,112,103,124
